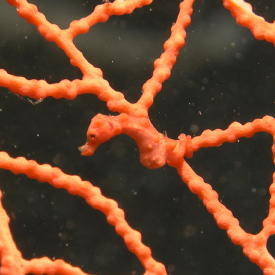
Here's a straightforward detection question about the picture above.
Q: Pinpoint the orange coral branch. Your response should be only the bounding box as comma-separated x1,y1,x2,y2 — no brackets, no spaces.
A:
139,0,195,110
0,0,274,274
68,0,154,38
177,116,275,274
0,152,166,275
223,0,275,44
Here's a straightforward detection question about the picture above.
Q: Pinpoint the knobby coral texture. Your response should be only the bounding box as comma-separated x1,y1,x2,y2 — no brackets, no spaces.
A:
0,0,274,274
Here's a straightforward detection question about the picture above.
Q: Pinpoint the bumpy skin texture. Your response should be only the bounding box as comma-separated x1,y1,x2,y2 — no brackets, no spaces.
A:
0,0,274,275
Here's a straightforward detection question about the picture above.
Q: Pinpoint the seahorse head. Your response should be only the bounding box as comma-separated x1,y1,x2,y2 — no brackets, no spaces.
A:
79,114,118,156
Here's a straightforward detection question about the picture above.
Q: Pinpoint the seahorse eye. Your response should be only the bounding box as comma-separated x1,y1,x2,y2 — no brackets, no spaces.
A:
88,133,96,141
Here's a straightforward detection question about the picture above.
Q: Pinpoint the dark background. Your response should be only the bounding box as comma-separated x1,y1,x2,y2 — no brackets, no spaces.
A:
0,0,274,274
